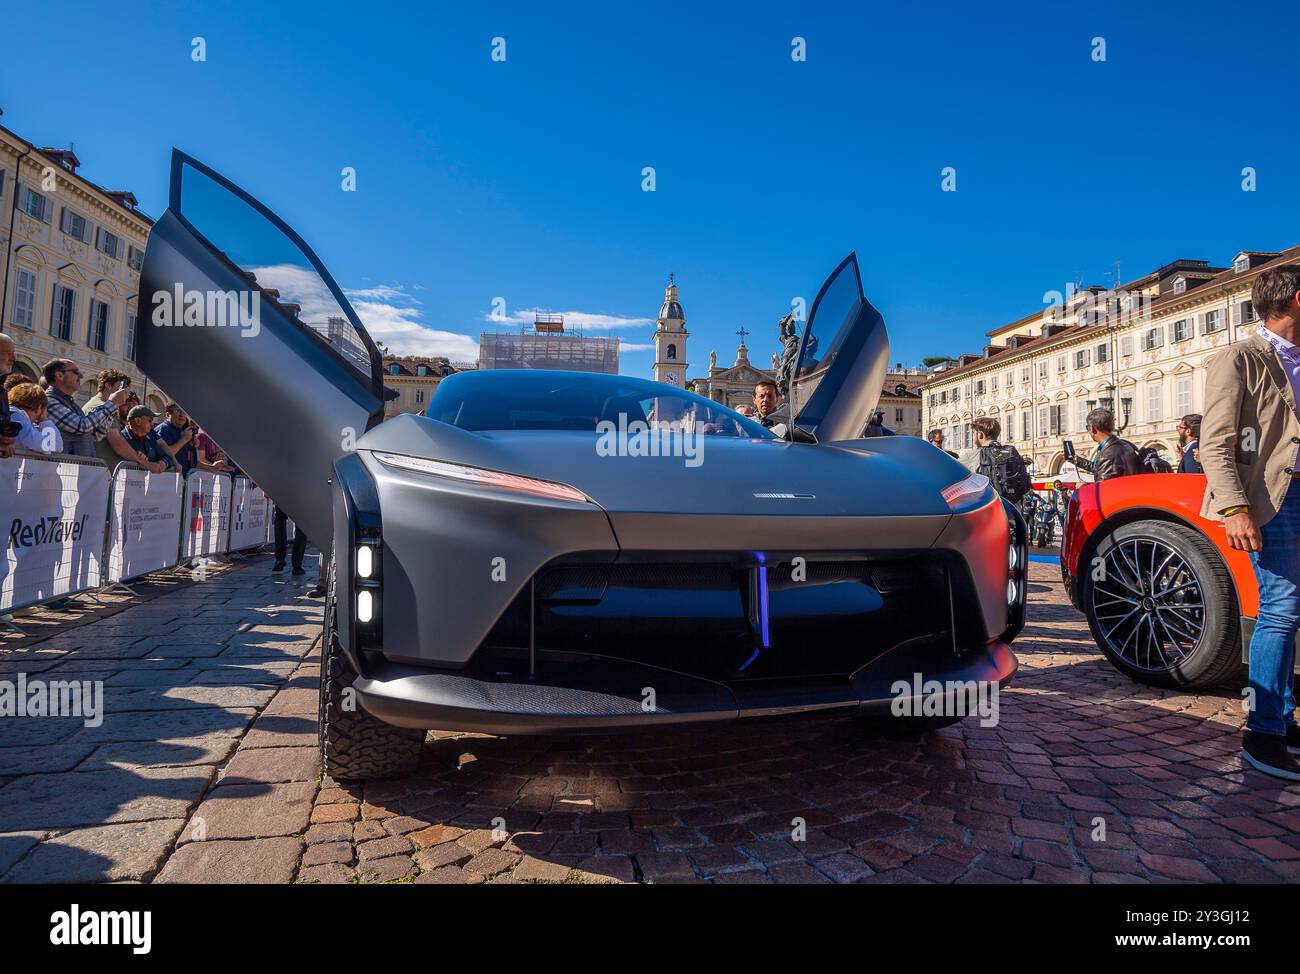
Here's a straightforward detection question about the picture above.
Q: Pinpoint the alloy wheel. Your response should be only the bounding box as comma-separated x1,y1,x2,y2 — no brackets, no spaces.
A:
1089,535,1205,673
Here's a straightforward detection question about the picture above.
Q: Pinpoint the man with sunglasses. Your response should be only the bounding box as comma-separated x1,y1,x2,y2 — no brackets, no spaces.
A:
1176,414,1203,474
42,358,132,459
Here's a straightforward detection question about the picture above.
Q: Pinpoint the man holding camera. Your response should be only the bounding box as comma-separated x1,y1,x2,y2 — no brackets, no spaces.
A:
1076,407,1140,481
1201,265,1300,782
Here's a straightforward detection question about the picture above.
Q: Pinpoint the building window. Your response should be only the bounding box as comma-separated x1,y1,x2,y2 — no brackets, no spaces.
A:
388,363,400,375
50,284,76,341
666,343,677,360
1141,327,1164,351
1096,343,1110,363
60,207,90,243
1172,277,1187,295
1074,349,1090,369
974,380,986,395
1005,371,1013,388
1146,383,1163,421
1005,412,1014,440
127,244,144,272
894,408,905,424
1078,401,1090,431
416,390,426,404
1172,318,1192,342
88,299,109,351
22,188,51,221
1020,367,1030,384
416,364,428,377
124,314,137,360
1022,410,1031,440
14,268,37,329
991,376,999,392
1234,255,1250,274
1175,377,1192,416
1202,309,1222,334
95,227,121,259
1056,355,1066,373
1121,335,1134,356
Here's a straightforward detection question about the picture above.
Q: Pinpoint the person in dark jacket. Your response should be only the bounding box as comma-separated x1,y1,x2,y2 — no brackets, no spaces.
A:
1078,407,1140,481
1177,413,1203,474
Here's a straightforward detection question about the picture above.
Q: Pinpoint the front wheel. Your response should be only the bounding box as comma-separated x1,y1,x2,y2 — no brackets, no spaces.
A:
318,549,424,781
1079,519,1242,689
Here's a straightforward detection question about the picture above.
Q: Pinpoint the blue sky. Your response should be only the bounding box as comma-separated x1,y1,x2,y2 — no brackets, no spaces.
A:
4,0,1297,376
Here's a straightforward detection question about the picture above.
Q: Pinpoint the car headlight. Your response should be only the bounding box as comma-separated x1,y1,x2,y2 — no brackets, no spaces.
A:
940,473,994,510
373,451,590,503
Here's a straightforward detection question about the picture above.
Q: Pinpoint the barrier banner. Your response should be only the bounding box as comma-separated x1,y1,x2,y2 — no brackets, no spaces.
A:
106,464,185,583
180,469,232,559
229,478,270,550
1,451,110,612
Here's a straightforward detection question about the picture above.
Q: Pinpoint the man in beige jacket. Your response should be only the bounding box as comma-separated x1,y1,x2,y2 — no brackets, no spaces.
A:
1201,264,1300,781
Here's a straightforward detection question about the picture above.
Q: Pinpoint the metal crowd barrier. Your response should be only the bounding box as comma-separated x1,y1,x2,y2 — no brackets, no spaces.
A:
1,450,275,618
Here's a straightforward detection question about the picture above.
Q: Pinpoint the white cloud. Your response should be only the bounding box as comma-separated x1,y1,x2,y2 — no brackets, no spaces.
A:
485,307,652,332
248,264,479,361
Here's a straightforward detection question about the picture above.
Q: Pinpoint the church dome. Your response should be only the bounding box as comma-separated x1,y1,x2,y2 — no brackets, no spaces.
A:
658,274,685,325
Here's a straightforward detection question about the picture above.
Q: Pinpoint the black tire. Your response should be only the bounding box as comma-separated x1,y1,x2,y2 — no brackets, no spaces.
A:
318,549,424,781
1079,519,1243,689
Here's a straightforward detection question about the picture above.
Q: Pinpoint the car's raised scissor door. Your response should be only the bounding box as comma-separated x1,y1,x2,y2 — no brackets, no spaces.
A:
137,150,389,546
788,253,889,442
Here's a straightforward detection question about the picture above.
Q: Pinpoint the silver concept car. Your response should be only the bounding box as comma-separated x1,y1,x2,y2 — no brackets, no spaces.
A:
139,152,1025,779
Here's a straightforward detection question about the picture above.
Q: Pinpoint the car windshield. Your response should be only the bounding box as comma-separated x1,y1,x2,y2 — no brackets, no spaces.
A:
427,371,775,438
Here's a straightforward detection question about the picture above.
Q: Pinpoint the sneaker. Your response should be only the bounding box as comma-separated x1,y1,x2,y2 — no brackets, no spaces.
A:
1242,730,1300,781
1286,725,1300,755
305,584,326,598
292,566,306,576
271,561,285,572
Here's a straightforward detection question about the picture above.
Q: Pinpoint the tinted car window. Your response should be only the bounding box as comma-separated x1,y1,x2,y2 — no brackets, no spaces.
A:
428,371,774,438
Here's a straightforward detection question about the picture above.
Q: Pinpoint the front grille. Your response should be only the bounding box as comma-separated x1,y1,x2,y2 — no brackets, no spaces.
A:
477,551,983,687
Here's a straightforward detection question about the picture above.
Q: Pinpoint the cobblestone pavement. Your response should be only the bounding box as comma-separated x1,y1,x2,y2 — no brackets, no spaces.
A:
3,557,1298,884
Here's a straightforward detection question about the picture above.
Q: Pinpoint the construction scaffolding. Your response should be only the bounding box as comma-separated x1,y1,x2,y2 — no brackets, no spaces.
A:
479,315,620,374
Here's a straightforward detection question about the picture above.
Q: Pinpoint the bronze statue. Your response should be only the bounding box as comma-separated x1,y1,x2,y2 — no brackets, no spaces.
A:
775,312,802,398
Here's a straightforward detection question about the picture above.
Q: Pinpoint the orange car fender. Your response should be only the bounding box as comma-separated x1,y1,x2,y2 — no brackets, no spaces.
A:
1062,473,1258,617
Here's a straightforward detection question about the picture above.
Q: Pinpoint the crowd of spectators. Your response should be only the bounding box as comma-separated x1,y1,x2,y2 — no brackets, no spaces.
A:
1,356,239,478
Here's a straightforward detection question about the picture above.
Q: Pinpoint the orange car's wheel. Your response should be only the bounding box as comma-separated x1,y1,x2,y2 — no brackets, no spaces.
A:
1080,520,1242,689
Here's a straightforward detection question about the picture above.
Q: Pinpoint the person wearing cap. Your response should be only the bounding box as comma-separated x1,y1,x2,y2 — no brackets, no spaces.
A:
120,404,172,474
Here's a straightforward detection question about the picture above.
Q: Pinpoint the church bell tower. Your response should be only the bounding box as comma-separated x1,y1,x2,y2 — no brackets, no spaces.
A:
652,274,689,388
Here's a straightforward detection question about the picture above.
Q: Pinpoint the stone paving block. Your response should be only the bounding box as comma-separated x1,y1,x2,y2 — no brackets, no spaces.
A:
1,819,185,883
0,766,214,831
0,832,44,876
182,781,316,841
80,735,241,771
154,837,302,883
217,746,320,784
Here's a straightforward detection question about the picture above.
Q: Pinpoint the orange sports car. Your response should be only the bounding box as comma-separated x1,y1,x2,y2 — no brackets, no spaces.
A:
1060,472,1262,690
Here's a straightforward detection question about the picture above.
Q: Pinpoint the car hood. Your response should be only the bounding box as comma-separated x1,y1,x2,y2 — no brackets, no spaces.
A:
356,414,962,519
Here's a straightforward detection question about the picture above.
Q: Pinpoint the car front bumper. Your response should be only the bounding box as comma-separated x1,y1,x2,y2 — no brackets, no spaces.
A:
352,639,1018,735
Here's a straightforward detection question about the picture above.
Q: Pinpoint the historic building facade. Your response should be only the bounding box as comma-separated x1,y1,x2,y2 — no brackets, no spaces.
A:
691,333,775,409
921,248,1300,477
381,356,458,418
0,124,168,414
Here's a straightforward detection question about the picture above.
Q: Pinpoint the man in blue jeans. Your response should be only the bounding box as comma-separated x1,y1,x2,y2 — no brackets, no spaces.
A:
1201,264,1300,780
